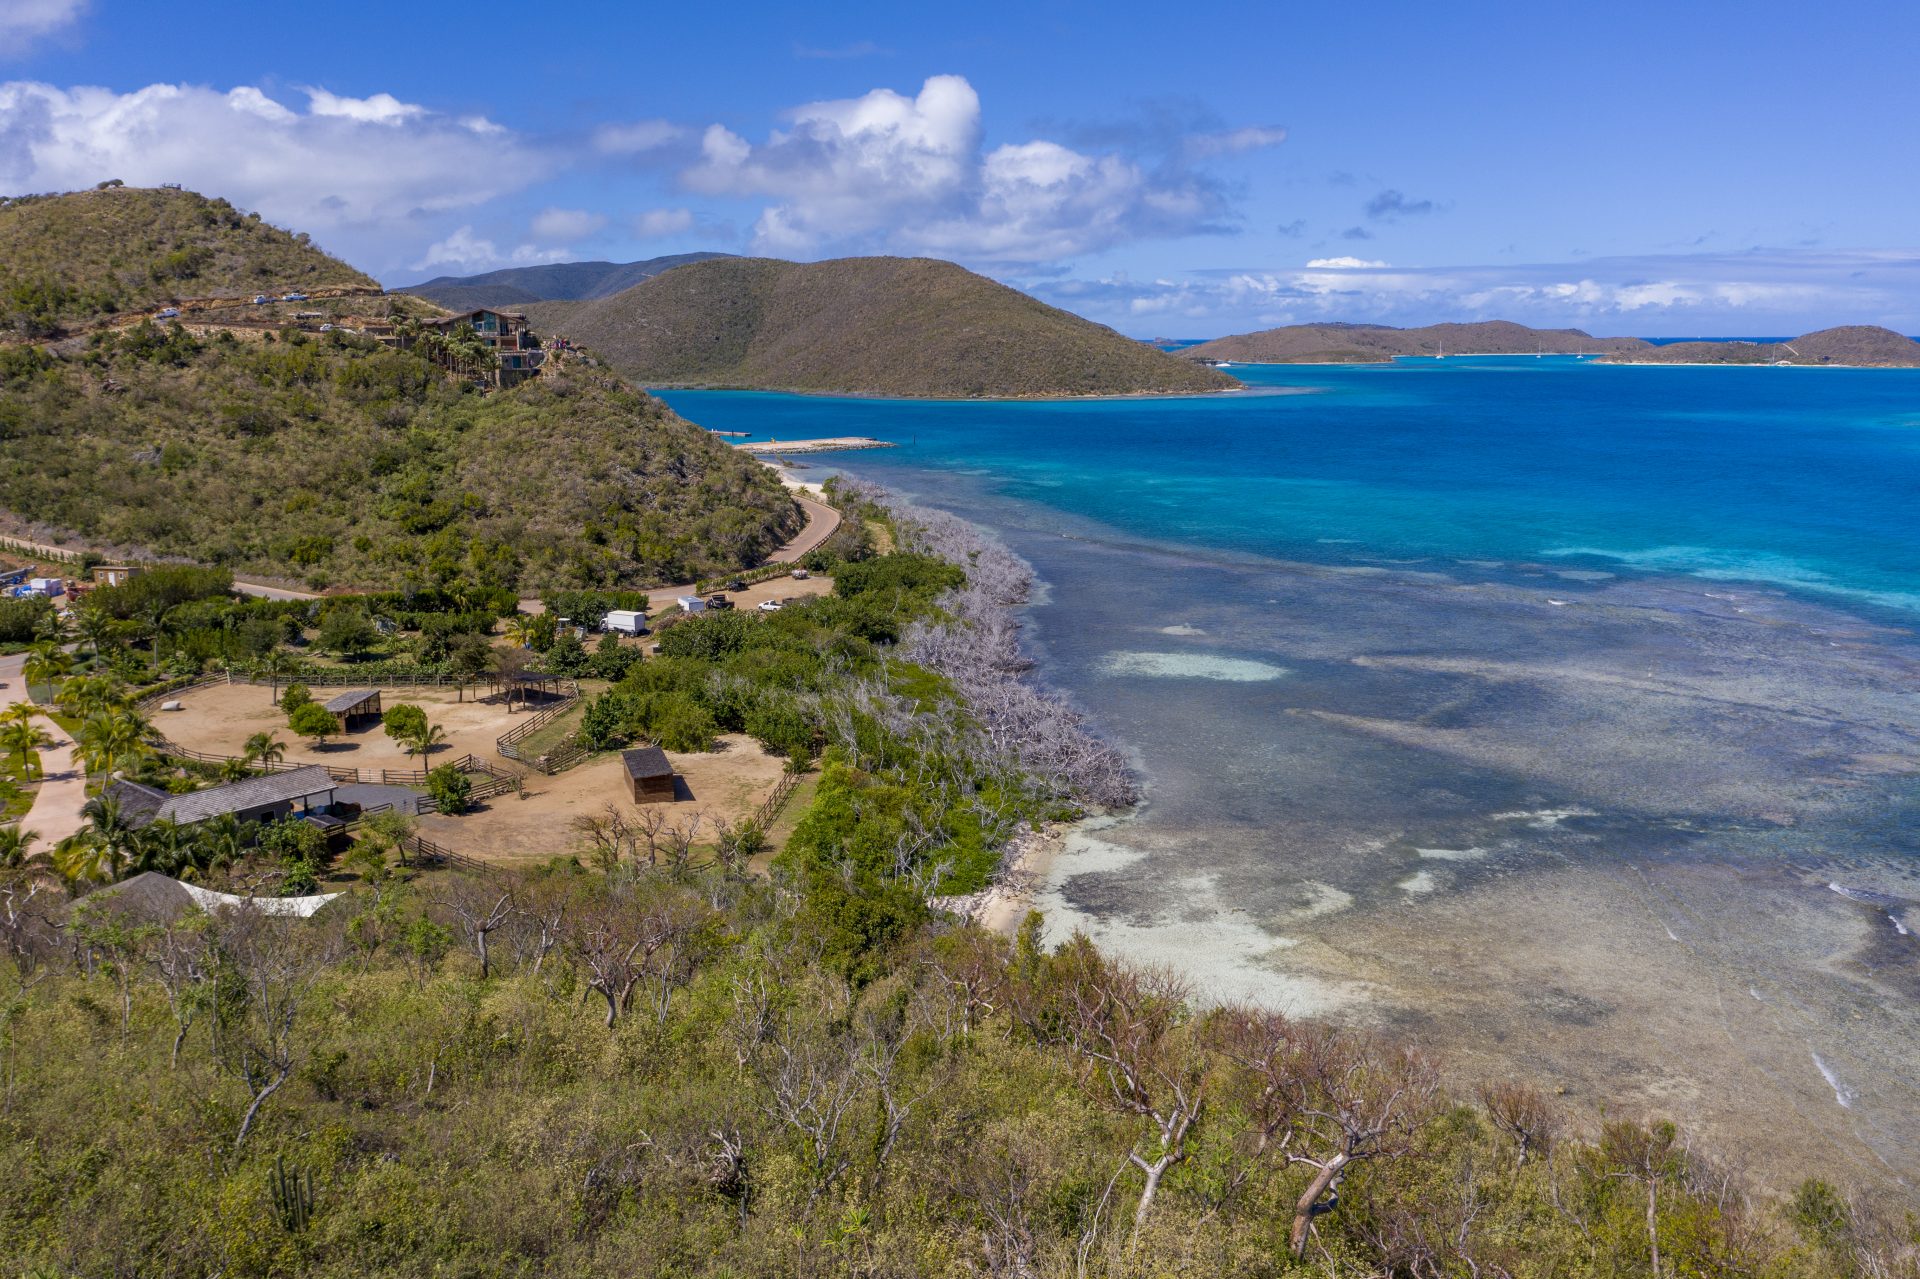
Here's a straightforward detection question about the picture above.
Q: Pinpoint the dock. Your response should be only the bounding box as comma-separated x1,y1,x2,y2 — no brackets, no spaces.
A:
705,429,753,437
736,437,896,456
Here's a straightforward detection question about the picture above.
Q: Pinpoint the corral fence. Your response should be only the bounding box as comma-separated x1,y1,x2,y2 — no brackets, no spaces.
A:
495,686,582,764
396,832,490,876
139,677,525,793
752,770,802,832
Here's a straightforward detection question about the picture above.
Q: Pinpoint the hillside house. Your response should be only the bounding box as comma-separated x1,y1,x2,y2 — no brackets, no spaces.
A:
418,308,547,387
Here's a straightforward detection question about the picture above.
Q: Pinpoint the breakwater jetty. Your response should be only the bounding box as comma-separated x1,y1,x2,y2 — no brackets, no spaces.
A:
736,437,896,456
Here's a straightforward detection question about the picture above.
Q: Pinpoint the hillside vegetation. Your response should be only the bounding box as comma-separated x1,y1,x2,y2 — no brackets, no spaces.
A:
1599,325,1920,366
1182,320,1652,363
526,256,1239,398
3,500,1906,1276
399,253,734,311
0,185,377,336
0,324,797,589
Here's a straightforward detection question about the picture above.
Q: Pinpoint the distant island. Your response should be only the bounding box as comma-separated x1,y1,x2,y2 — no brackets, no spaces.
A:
522,256,1238,399
1179,320,1652,364
397,252,734,311
1597,325,1920,367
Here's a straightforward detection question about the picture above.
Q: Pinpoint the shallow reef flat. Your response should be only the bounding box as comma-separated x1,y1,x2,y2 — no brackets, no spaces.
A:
1005,530,1920,1192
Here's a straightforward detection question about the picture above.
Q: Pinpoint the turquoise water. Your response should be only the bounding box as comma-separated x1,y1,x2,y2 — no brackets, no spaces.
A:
662,361,1920,1180
661,358,1920,616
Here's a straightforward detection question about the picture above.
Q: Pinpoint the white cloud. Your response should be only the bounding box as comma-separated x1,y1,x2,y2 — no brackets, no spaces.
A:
633,207,694,238
1305,256,1389,269
302,88,424,126
0,0,86,56
412,225,570,273
0,80,550,268
594,118,686,154
530,206,606,239
1185,125,1288,158
680,74,1272,263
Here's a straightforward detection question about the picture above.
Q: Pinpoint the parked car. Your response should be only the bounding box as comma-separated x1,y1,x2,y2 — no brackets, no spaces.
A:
283,291,309,302
757,600,783,612
705,594,734,611
252,294,274,304
725,578,748,592
154,307,180,319
790,568,810,580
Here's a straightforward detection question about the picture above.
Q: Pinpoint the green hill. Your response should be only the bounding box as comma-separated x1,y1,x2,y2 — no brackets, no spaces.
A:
1181,320,1652,363
1598,325,1920,367
0,185,378,337
525,256,1239,398
397,253,734,311
0,329,795,593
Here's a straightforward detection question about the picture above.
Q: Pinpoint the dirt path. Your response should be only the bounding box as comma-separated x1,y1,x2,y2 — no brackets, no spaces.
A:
1,653,88,848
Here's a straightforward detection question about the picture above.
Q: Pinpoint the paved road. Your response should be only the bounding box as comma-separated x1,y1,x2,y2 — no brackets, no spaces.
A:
771,493,842,563
232,579,320,601
0,652,88,850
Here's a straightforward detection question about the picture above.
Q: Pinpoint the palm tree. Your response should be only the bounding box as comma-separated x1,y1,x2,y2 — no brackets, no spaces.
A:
0,824,37,869
139,601,175,673
0,717,53,778
217,756,253,782
51,833,115,887
502,614,535,650
70,604,120,659
54,673,125,720
243,731,286,770
78,794,141,877
408,721,447,759
257,651,297,704
192,814,245,877
131,818,193,877
22,641,72,701
76,707,156,777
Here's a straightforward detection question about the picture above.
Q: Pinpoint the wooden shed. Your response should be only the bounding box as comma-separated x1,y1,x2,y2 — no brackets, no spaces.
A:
323,688,383,728
621,746,676,804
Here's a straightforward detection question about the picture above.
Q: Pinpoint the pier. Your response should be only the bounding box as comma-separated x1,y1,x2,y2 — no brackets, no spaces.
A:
736,436,896,456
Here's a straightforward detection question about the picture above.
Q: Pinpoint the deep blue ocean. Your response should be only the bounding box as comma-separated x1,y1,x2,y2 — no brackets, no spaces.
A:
661,357,1920,618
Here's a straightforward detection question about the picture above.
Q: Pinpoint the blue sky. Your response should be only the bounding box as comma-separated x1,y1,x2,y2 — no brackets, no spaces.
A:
4,0,1918,335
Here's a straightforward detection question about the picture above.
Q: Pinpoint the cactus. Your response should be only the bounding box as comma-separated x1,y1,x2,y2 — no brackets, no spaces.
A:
270,1153,315,1233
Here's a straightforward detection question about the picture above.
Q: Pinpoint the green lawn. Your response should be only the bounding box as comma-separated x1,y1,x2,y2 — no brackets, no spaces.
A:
0,751,41,822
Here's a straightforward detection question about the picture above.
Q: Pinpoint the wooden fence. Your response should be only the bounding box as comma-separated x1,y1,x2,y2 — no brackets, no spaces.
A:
752,770,802,832
495,688,581,764
396,832,490,875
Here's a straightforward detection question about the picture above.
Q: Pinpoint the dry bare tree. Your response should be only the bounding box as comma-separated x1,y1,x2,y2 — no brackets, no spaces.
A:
564,884,705,1029
144,912,212,1068
434,877,517,980
1281,1032,1439,1257
506,875,570,976
1479,1079,1560,1166
206,907,334,1152
750,1008,866,1198
1014,940,1207,1235
661,811,705,874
